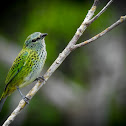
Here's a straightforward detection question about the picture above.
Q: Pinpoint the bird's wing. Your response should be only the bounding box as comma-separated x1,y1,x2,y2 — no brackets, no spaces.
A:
5,50,28,85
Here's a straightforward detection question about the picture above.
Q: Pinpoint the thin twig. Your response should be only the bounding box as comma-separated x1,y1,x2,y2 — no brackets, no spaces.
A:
93,0,99,7
87,0,113,25
72,16,126,49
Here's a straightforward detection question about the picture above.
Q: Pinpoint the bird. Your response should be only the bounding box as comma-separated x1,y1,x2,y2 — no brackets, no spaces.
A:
0,32,47,112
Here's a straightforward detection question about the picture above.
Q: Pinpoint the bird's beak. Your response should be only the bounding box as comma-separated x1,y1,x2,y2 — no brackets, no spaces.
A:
40,33,48,39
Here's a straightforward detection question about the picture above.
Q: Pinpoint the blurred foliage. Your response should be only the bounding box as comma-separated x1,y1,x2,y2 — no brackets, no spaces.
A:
108,96,126,126
23,93,63,126
0,0,125,126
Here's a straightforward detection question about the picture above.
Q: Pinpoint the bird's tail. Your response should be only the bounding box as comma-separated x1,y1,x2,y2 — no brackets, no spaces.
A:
0,93,7,112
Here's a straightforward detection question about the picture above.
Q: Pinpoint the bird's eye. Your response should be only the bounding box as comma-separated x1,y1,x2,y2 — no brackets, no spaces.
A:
32,39,36,42
32,37,40,42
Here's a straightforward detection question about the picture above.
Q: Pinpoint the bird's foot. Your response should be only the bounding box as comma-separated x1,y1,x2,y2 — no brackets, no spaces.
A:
23,96,30,104
16,86,30,104
34,76,45,82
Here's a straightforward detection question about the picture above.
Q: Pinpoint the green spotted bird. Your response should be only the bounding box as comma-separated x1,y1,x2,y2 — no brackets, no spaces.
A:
0,32,47,112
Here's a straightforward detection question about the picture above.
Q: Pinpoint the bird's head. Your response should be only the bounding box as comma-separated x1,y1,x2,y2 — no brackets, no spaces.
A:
23,32,48,50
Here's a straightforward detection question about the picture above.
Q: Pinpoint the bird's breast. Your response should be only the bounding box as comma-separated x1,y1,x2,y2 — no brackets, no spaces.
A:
20,49,47,88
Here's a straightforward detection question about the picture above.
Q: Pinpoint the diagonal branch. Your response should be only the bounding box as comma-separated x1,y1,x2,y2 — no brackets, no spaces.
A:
67,0,99,47
72,16,126,49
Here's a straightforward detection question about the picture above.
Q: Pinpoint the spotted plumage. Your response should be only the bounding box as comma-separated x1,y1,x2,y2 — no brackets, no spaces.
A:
0,32,47,111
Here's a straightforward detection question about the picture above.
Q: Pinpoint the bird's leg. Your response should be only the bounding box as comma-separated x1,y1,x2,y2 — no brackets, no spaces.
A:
34,76,45,82
16,86,29,104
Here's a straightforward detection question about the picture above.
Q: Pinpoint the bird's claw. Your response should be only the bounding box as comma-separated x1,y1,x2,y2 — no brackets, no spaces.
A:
23,96,30,104
34,76,45,82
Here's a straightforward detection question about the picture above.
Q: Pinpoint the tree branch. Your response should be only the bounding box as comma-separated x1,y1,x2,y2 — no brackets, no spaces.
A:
2,1,125,126
72,16,126,49
87,0,113,25
66,0,99,47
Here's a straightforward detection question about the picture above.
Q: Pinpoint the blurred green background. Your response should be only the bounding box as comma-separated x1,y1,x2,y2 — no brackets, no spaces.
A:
0,0,126,126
